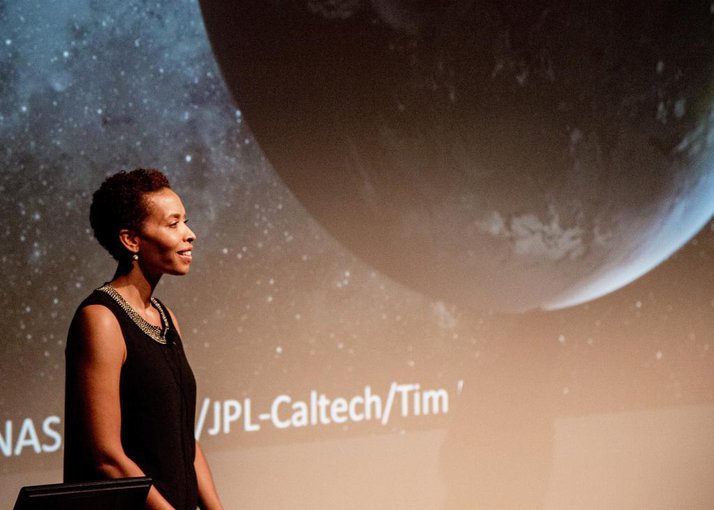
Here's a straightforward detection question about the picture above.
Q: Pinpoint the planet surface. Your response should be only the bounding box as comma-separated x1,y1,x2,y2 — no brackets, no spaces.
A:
199,0,714,312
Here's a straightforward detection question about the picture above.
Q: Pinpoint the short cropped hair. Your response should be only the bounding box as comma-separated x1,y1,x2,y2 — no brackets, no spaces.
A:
90,168,171,261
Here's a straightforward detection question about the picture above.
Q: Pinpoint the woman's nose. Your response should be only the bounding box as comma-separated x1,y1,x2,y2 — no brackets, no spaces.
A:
185,224,196,242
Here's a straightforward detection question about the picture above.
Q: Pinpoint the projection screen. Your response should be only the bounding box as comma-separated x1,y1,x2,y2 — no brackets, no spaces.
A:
2,1,714,508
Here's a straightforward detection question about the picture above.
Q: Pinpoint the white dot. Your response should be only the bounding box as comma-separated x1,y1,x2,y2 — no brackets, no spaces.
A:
674,98,686,119
5,39,11,46
558,334,566,344
655,351,663,360
20,105,27,113
185,154,192,162
63,50,69,58
96,108,103,114
275,346,283,354
635,300,642,309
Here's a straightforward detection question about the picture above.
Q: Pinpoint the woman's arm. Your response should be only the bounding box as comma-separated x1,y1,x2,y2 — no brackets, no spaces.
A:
195,441,224,510
68,305,175,510
165,307,224,510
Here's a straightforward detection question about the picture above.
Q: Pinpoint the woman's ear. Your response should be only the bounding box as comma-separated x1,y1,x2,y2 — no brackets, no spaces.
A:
118,228,140,255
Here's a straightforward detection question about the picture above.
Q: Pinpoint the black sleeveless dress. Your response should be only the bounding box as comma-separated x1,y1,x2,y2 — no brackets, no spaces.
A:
64,287,199,510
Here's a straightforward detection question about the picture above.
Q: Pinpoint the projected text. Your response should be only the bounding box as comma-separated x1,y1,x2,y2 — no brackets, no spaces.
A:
195,381,453,438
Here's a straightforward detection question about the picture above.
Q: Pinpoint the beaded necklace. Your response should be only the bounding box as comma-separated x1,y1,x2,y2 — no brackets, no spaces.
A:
97,283,169,345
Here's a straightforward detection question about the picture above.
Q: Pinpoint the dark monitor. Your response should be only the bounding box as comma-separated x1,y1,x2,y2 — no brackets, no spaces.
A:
13,477,152,510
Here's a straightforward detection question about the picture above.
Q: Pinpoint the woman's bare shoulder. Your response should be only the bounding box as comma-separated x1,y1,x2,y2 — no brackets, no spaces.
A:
75,303,121,331
70,304,126,360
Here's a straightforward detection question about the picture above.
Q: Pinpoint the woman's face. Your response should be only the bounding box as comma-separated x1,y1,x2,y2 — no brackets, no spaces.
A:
136,187,196,276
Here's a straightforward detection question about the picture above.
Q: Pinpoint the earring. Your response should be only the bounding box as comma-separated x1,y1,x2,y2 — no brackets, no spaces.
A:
132,253,139,261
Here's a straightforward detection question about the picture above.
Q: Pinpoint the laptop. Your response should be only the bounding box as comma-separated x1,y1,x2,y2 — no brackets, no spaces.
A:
13,477,152,510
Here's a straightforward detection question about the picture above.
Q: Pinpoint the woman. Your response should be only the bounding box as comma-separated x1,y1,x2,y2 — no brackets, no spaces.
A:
64,168,223,510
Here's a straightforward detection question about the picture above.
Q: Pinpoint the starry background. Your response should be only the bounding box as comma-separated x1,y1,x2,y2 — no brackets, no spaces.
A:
1,1,714,508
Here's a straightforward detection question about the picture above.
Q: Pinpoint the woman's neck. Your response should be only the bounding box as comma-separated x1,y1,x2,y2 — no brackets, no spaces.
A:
110,266,161,308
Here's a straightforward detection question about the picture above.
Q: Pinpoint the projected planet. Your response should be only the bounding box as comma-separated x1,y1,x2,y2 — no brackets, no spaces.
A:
200,0,714,312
